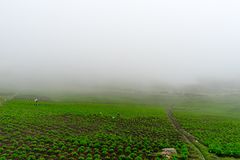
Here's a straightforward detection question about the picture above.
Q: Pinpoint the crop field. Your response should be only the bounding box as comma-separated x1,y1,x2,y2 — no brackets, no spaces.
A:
1,93,240,160
0,97,187,160
173,95,240,159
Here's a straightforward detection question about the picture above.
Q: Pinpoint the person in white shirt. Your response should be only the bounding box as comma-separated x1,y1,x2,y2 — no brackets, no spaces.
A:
34,98,38,106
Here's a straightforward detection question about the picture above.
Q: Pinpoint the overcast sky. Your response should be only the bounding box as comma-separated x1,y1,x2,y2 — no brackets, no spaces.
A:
1,0,240,90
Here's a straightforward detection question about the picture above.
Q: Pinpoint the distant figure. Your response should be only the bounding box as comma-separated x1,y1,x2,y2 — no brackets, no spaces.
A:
34,98,38,106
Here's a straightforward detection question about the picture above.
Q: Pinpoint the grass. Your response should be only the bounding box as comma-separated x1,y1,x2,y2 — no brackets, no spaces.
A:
3,99,167,117
173,95,240,159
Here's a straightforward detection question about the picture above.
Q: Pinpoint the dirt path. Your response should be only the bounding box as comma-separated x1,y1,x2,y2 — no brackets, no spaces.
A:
167,107,206,160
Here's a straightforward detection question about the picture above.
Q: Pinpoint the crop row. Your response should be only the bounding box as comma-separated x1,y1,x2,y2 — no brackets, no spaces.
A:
0,114,187,159
0,99,189,159
174,113,240,157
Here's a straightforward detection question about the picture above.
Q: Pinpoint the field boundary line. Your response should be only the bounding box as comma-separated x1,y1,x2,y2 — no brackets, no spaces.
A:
167,107,207,160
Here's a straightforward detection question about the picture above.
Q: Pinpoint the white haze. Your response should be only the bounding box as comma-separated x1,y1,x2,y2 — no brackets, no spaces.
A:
1,0,240,92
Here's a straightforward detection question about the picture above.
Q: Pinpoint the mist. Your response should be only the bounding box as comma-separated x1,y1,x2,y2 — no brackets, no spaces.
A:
1,0,240,92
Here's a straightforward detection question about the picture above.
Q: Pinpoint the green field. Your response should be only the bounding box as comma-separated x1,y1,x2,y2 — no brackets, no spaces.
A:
0,93,240,160
0,96,187,160
173,95,240,159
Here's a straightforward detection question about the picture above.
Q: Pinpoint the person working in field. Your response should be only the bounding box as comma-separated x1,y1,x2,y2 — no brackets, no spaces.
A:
34,98,38,106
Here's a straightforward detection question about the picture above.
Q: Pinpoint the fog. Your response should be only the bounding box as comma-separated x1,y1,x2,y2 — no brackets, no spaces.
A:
1,0,240,92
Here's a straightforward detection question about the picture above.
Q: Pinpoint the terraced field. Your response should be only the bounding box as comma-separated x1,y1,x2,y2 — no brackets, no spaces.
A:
0,98,187,160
